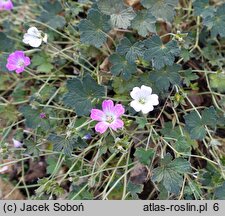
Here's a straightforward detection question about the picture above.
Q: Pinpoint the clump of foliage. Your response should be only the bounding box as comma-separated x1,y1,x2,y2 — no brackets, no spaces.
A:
0,0,225,200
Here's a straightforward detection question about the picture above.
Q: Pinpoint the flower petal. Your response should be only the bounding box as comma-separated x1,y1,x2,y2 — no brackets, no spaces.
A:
15,67,25,74
90,109,105,121
27,27,40,36
23,34,42,47
110,119,124,131
130,100,142,112
141,85,152,94
148,94,159,106
6,63,17,71
102,100,114,114
113,104,125,117
0,0,13,11
0,166,8,174
130,87,141,100
141,102,154,114
95,122,109,134
24,56,31,66
12,138,22,148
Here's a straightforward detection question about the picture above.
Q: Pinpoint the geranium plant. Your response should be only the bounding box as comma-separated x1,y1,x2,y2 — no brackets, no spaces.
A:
0,0,224,200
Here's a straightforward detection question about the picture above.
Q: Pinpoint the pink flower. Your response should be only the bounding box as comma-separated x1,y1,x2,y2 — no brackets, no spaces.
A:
39,113,46,119
0,0,13,11
90,100,125,134
6,51,31,74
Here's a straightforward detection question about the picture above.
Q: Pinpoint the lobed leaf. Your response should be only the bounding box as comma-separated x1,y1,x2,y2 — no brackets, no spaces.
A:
203,4,225,38
109,53,137,80
63,74,105,116
141,0,178,22
97,0,136,29
152,154,191,194
131,9,156,37
184,107,217,140
116,38,145,63
78,9,111,48
144,35,180,69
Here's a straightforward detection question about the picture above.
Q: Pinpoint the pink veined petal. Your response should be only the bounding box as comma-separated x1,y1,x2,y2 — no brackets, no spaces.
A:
0,0,13,10
113,104,125,117
7,54,17,63
90,109,105,121
110,119,124,131
15,67,25,74
14,51,24,58
24,56,31,66
95,122,109,134
4,2,13,10
6,63,17,71
102,100,114,114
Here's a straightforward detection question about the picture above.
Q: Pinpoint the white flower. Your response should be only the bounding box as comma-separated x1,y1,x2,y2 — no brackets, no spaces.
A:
23,27,48,48
0,165,8,174
130,85,159,114
12,138,22,148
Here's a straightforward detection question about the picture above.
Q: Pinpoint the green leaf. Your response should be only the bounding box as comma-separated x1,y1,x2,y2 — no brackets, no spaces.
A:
181,69,199,86
193,0,215,18
0,32,15,52
38,85,57,103
209,73,225,93
202,46,223,67
161,122,192,154
185,179,203,200
116,38,145,63
97,0,135,29
141,0,178,22
174,136,192,154
0,105,18,123
149,64,181,91
19,106,52,130
32,52,53,73
63,74,105,116
48,134,87,156
184,107,217,140
0,54,9,72
144,36,180,69
24,140,40,157
131,9,156,37
127,182,143,199
46,156,58,174
48,16,66,29
152,154,191,194
38,1,66,29
78,9,111,48
37,63,54,73
42,0,62,14
109,53,137,80
136,117,148,129
201,106,217,126
134,147,154,165
203,4,225,38
215,182,225,200
68,183,93,200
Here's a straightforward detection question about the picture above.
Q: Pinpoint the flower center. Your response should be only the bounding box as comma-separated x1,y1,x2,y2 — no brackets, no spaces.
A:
105,115,114,123
138,98,146,104
17,59,25,67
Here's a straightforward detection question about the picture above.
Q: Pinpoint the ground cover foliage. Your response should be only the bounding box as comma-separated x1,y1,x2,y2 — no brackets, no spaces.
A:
0,0,225,200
